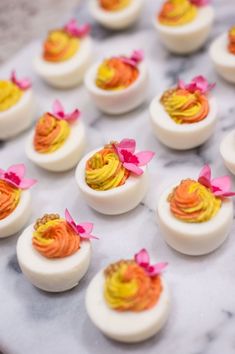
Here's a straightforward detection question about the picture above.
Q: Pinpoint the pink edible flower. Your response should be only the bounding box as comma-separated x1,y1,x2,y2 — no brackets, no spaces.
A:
190,0,211,6
65,209,98,240
120,49,144,68
198,165,235,197
0,164,37,190
11,70,31,90
64,18,90,38
51,100,80,122
114,138,155,176
178,75,215,94
135,249,168,277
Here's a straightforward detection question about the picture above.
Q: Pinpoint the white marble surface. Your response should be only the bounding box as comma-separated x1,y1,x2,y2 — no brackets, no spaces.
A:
1,1,235,354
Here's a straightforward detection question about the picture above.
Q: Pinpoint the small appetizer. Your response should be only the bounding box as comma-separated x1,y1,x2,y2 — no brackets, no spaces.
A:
210,26,235,84
85,50,148,114
0,164,37,238
34,19,92,88
0,71,35,140
75,138,154,214
89,0,144,30
154,0,214,54
86,249,170,343
157,165,234,255
149,76,217,150
25,100,86,172
17,209,97,292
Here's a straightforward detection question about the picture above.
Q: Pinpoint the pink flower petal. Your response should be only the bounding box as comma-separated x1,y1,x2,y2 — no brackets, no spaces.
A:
117,139,136,153
11,70,31,90
190,0,211,6
80,233,99,240
178,79,186,90
7,164,25,179
131,49,144,63
66,109,80,122
135,151,155,166
123,162,143,175
135,248,150,267
52,100,65,119
147,262,168,276
65,208,78,234
198,164,211,180
211,176,233,196
19,178,37,190
78,222,93,235
64,19,90,38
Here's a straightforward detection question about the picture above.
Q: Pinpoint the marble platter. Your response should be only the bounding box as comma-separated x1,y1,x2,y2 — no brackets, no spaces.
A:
0,1,235,353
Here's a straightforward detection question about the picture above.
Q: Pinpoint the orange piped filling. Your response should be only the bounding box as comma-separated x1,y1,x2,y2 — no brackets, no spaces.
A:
0,180,21,220
96,58,139,90
33,215,80,258
43,30,79,62
228,26,235,55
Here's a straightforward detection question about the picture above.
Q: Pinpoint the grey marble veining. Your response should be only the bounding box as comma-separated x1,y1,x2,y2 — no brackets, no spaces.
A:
1,1,235,354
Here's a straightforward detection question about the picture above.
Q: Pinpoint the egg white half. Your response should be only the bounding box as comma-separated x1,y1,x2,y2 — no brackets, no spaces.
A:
25,119,86,172
149,94,217,150
17,224,91,292
210,33,235,84
85,61,148,115
154,6,214,54
86,270,170,343
0,190,31,238
75,148,149,215
34,37,92,88
157,185,233,256
0,90,35,140
89,0,144,30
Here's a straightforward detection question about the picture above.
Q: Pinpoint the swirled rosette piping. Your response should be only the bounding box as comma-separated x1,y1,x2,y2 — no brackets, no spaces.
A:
104,249,167,312
85,143,130,191
0,180,21,220
43,30,79,62
168,179,221,223
160,88,209,123
34,113,70,153
158,0,197,26
99,0,131,11
228,26,235,55
33,214,80,258
0,164,36,220
96,56,139,90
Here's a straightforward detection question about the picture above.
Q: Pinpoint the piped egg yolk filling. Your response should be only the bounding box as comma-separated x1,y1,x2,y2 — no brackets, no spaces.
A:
160,88,209,124
43,30,79,62
0,81,22,112
85,144,130,191
33,113,70,153
96,58,139,90
228,26,235,55
0,180,21,220
158,0,197,26
32,214,80,258
168,179,221,223
104,260,162,312
99,0,131,11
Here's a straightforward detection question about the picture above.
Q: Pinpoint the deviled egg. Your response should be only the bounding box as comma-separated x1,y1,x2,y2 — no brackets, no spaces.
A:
154,0,214,54
157,165,234,256
150,75,217,150
89,0,144,30
17,209,97,292
85,49,148,114
25,100,86,172
75,138,154,215
0,71,35,140
210,26,235,84
34,19,92,88
0,164,37,238
86,248,170,343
